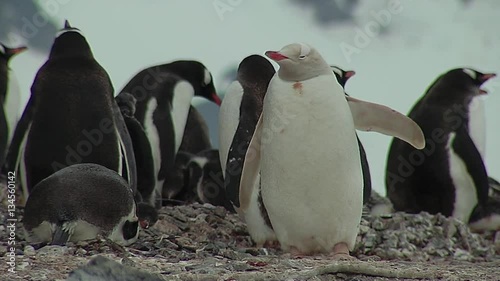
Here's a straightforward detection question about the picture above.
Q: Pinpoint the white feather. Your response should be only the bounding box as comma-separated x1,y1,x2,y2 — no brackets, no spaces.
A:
171,81,194,153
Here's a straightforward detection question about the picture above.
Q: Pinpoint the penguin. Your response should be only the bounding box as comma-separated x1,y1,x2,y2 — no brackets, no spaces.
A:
385,68,496,223
119,61,221,209
189,149,234,211
239,43,424,257
0,43,26,165
468,177,500,232
23,163,139,246
115,92,158,228
220,54,277,248
162,151,197,203
330,65,372,204
178,106,212,154
3,21,137,205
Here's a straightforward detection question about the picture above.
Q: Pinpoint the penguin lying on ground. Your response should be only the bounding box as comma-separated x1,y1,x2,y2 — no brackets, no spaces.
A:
23,163,139,246
0,43,26,166
386,68,496,224
468,177,500,232
119,61,221,209
237,43,424,257
3,21,138,208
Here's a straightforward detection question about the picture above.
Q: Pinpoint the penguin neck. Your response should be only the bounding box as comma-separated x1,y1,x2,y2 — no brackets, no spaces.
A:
0,61,8,103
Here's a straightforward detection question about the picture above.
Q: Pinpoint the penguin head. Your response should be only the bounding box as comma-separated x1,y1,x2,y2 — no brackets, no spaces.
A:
237,55,276,90
265,43,331,81
49,20,93,59
116,92,137,117
107,202,140,246
136,202,158,229
460,68,496,95
167,61,221,105
330,66,355,88
0,44,27,63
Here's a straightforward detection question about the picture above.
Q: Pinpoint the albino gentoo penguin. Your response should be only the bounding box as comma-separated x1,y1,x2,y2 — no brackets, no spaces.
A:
119,61,221,208
330,65,372,204
219,55,277,247
240,43,425,257
3,21,137,205
386,68,496,223
23,164,139,246
0,43,26,165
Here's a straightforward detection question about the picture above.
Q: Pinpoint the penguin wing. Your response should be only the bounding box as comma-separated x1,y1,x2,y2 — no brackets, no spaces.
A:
112,101,138,195
356,135,372,204
452,126,489,206
237,114,263,211
124,116,155,203
346,96,425,149
51,225,70,245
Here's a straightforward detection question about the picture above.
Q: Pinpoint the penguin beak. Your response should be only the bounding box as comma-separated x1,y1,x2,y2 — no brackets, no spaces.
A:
7,46,27,55
345,70,356,80
211,93,222,106
265,51,289,62
139,220,150,229
478,73,496,95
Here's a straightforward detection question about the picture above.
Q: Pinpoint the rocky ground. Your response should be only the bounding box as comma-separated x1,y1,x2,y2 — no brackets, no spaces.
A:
1,198,499,281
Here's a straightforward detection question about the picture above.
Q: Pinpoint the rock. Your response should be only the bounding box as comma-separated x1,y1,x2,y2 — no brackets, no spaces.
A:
67,255,164,281
37,245,69,257
24,245,36,256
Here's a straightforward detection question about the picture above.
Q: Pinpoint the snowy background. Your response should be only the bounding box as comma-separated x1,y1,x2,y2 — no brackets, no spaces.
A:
2,0,499,195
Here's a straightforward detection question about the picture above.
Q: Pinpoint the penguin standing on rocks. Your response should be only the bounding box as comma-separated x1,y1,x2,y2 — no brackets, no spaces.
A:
386,68,496,223
4,21,137,206
115,92,158,228
0,43,26,165
220,54,277,247
23,163,139,246
119,61,221,208
330,66,372,204
239,43,424,257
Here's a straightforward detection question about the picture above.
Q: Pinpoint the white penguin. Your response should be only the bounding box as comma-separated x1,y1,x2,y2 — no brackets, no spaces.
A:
239,43,425,258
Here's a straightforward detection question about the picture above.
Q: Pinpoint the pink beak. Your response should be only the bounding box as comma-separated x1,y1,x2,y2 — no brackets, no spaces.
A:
265,51,288,61
345,70,356,79
211,93,222,106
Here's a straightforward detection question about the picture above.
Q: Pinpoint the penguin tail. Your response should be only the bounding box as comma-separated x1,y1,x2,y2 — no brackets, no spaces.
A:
51,225,70,245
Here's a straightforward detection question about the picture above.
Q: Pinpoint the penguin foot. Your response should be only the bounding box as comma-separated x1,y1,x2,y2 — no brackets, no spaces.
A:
263,240,280,249
330,242,355,261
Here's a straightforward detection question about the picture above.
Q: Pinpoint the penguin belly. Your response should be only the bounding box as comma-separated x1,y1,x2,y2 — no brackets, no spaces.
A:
447,133,478,222
4,69,22,141
218,81,243,176
261,75,363,254
468,97,486,157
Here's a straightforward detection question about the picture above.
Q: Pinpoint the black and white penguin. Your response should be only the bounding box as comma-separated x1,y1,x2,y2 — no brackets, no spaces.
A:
178,106,212,154
386,68,496,223
190,149,233,211
115,92,157,228
119,61,221,208
4,21,137,204
23,163,139,246
219,54,277,247
468,177,500,232
162,151,197,203
330,65,372,204
0,43,26,165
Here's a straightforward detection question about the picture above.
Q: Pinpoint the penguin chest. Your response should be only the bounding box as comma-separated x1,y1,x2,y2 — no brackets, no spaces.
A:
170,81,195,153
4,69,21,139
468,97,486,158
260,76,363,252
447,133,478,222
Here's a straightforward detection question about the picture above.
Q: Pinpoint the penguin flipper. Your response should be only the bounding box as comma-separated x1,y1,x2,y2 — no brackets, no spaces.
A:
238,114,263,211
112,101,138,195
452,127,489,206
51,225,70,245
346,96,425,149
356,135,372,204
124,116,155,204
